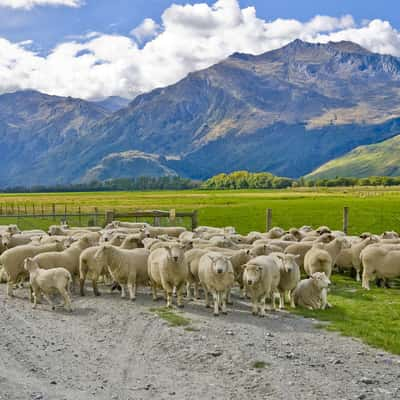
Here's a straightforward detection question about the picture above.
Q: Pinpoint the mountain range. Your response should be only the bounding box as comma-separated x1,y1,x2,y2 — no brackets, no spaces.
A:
1,39,400,187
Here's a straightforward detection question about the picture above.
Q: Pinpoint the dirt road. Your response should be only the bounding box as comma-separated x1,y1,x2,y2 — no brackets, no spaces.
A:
0,286,399,400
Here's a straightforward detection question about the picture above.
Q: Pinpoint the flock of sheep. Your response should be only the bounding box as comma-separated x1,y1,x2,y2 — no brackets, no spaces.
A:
0,221,398,315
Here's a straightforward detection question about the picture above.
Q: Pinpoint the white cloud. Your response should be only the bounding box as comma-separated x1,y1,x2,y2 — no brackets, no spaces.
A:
1,0,400,100
0,0,82,8
131,18,160,43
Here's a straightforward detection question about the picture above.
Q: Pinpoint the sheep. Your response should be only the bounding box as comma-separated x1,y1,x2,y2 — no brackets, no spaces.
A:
101,231,127,245
284,234,337,269
288,228,305,241
145,226,187,238
248,244,283,257
242,255,282,316
147,244,187,308
0,266,8,283
304,245,333,278
94,245,150,300
381,231,399,240
360,246,400,290
0,241,65,297
335,236,379,281
2,233,32,249
316,226,332,235
79,233,144,296
274,253,301,309
293,272,331,310
184,248,209,300
198,252,235,316
265,227,285,239
24,258,72,311
33,236,92,289
107,221,150,230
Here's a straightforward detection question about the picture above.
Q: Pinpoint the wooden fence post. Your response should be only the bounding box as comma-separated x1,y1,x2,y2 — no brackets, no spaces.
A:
52,204,56,221
78,206,82,226
266,208,273,232
94,208,98,226
105,210,114,225
192,210,198,231
343,206,349,235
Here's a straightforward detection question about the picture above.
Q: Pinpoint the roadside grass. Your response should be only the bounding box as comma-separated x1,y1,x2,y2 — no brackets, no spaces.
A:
252,361,269,369
293,275,400,355
150,307,191,327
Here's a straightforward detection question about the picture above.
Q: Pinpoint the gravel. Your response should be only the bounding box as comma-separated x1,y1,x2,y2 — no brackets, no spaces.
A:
0,285,399,400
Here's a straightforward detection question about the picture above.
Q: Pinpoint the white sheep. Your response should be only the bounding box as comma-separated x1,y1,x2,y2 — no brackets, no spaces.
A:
274,253,301,309
242,255,282,316
33,236,92,289
2,233,32,249
24,257,72,311
198,252,235,316
148,244,187,307
293,272,331,310
0,242,65,297
95,245,150,300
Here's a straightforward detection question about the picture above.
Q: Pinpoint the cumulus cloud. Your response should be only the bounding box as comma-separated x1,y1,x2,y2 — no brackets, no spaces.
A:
0,0,82,9
1,0,400,100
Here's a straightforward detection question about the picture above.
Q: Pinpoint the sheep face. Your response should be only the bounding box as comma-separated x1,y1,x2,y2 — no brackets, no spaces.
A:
2,234,11,248
311,272,331,289
281,254,300,272
316,226,331,235
166,245,185,263
244,264,262,286
208,255,231,275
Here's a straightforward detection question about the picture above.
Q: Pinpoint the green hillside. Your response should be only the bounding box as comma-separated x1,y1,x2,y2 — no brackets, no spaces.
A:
307,135,400,179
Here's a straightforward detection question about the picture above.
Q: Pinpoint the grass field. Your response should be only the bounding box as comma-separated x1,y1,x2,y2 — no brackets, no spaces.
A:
0,187,399,234
1,187,400,354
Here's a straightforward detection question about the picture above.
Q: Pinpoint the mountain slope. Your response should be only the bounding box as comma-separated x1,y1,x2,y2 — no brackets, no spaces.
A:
92,96,131,112
81,151,176,182
0,90,110,187
3,40,400,186
306,135,400,179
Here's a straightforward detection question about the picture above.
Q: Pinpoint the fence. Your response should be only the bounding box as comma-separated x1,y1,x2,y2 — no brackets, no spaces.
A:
0,203,198,231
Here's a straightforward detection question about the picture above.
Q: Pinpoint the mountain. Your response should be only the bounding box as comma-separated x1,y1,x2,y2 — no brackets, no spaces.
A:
2,40,400,186
306,135,400,179
81,151,177,182
92,96,131,113
0,90,110,187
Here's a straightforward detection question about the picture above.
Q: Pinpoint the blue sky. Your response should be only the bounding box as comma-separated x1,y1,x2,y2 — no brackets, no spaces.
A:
1,0,400,100
1,0,399,53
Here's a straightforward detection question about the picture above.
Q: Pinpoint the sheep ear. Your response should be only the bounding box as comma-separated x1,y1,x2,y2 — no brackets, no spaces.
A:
246,249,251,255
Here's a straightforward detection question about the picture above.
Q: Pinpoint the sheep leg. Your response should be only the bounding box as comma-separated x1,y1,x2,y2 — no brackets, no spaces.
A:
194,282,200,300
289,291,296,308
239,285,245,299
226,288,233,305
6,281,14,297
79,278,85,296
221,291,228,315
212,291,219,316
321,288,332,309
120,284,126,298
270,292,276,311
151,283,158,301
356,269,361,282
259,296,267,317
186,282,192,300
279,291,285,310
251,294,258,316
42,293,55,310
176,283,185,308
128,281,137,301
92,280,100,297
362,273,370,290
59,288,72,312
204,286,211,308
32,291,38,309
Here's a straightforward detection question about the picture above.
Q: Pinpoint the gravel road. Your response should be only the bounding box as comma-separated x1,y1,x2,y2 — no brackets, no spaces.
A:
0,285,399,400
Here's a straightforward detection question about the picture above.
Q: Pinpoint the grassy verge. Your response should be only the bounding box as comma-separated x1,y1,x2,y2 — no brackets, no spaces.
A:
293,275,400,354
150,307,191,327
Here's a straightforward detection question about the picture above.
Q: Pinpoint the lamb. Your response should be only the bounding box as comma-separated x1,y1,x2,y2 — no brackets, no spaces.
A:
360,246,400,290
147,244,187,307
242,255,282,316
24,258,72,311
94,245,150,300
33,236,92,289
275,253,301,309
198,252,235,316
293,272,331,310
0,241,65,297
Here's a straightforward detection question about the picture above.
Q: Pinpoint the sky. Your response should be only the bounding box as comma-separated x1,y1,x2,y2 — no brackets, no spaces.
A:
1,0,400,100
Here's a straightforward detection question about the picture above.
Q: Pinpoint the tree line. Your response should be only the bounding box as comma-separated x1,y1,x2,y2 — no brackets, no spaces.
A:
1,172,400,193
